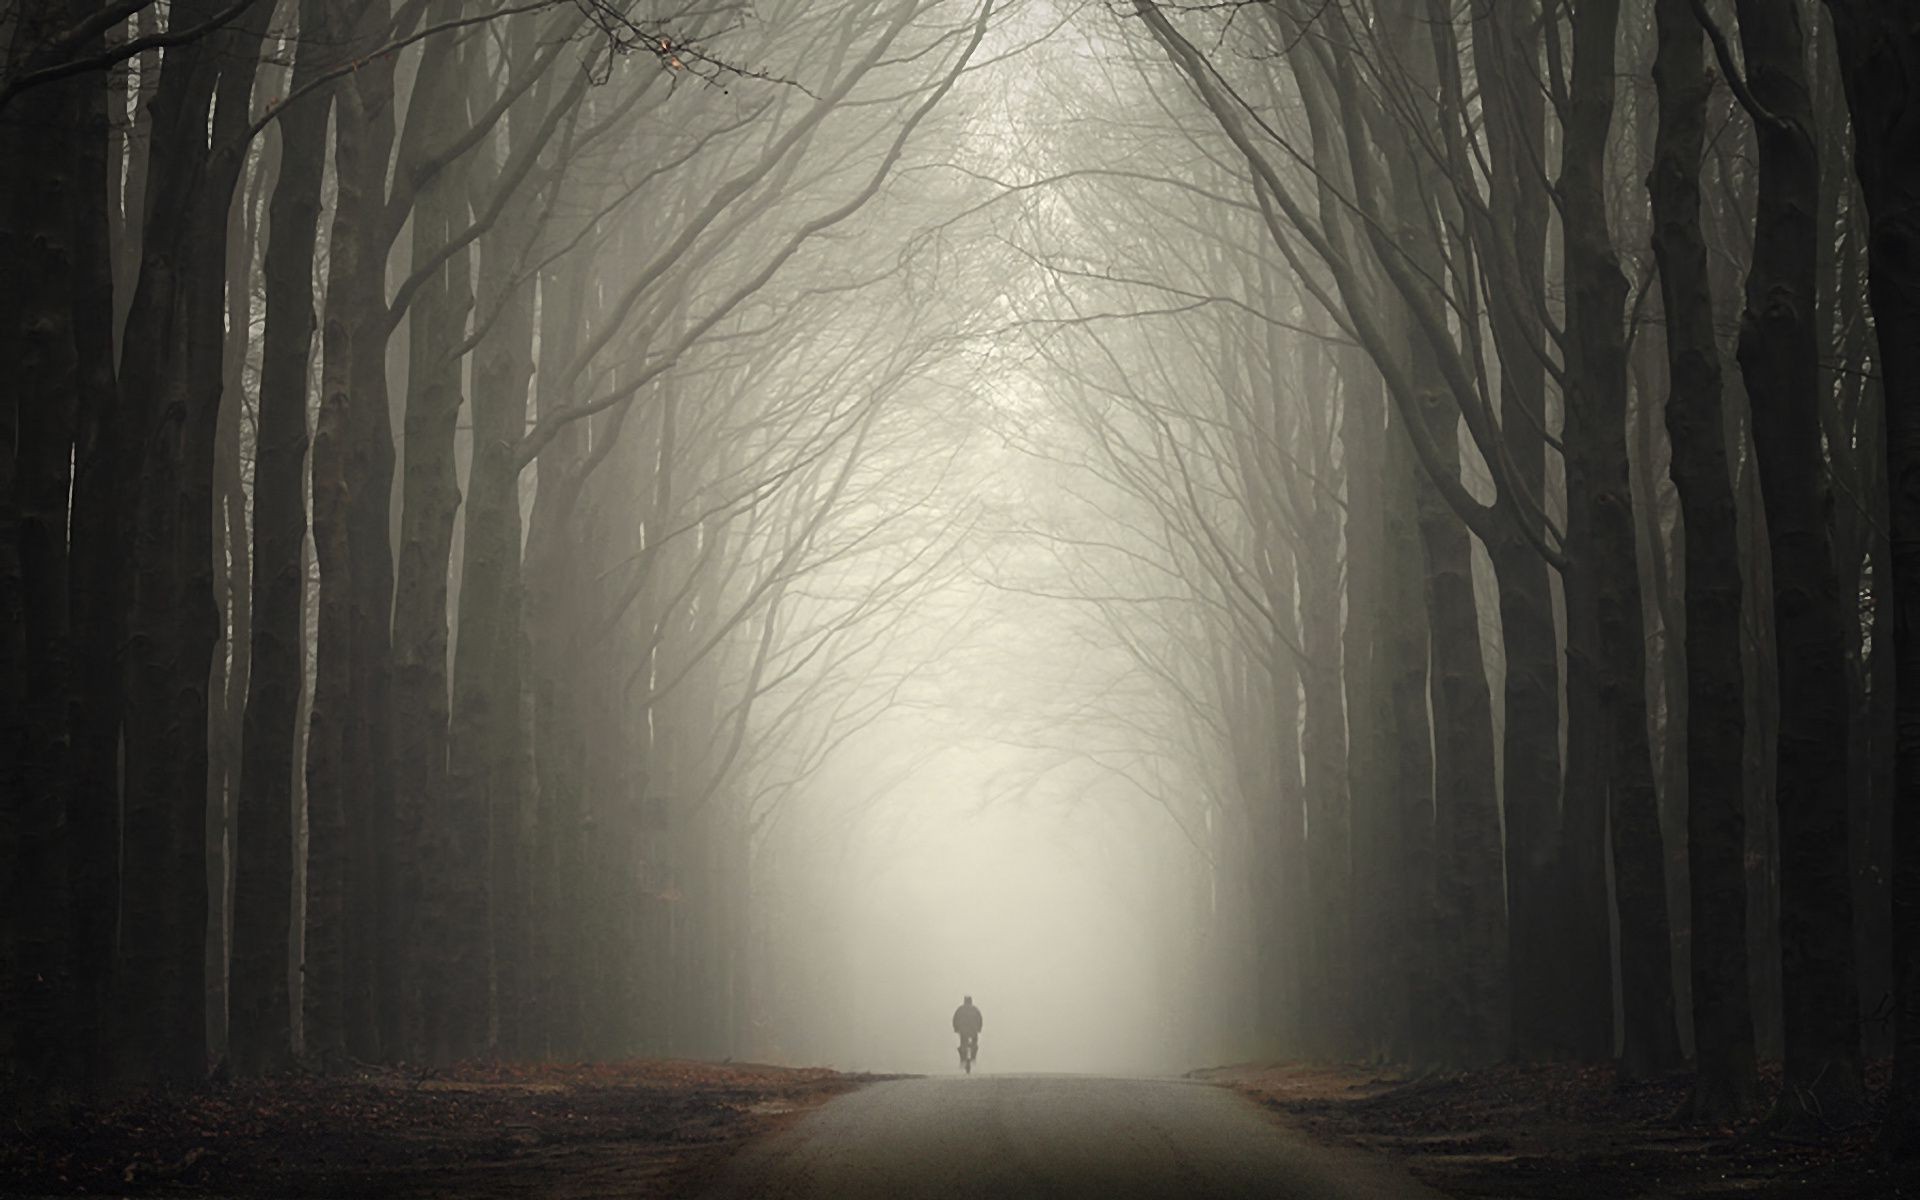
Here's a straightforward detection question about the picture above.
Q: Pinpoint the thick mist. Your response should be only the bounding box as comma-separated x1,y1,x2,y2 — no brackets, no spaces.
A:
760,723,1208,1076
8,0,1920,1186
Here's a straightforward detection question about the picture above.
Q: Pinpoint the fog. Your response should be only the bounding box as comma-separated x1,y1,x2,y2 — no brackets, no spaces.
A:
742,413,1223,1076
6,0,1916,1165
788,734,1194,1075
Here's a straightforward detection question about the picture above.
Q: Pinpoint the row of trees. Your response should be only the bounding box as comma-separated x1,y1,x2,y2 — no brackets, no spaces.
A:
0,0,997,1102
7,0,1920,1157
954,0,1916,1136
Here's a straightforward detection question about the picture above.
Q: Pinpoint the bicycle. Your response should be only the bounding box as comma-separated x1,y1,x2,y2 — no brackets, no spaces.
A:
958,1034,978,1074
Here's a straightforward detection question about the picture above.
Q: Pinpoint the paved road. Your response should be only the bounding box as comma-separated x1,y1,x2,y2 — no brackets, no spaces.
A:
700,1075,1445,1199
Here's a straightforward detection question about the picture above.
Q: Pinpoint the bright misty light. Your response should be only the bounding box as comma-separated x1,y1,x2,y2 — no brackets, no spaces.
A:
804,738,1202,1076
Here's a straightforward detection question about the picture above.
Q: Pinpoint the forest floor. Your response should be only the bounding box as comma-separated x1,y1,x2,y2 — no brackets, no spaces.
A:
0,1058,876,1198
1201,1059,1918,1198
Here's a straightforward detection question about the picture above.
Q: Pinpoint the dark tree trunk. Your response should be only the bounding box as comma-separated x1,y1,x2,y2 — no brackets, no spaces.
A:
1339,348,1408,1062
307,7,396,1061
0,3,82,1096
345,35,401,1065
1382,400,1434,1065
1819,0,1920,1154
525,255,593,1056
1369,3,1505,1067
1650,0,1759,1120
115,3,264,1088
1729,0,1866,1125
1464,0,1583,1065
1269,538,1307,1055
67,20,127,1094
1414,428,1507,1068
448,159,539,1055
208,140,264,1065
392,29,478,1064
1562,0,1684,1078
231,0,337,1076
1292,343,1351,1059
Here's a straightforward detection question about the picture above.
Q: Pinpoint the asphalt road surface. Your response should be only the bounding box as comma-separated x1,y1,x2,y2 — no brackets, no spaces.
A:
700,1075,1446,1199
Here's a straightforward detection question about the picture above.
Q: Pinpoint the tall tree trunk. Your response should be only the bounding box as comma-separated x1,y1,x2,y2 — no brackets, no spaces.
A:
0,2,82,1096
1465,0,1583,1064
1383,405,1433,1067
1807,14,1887,1061
1269,539,1307,1055
207,152,262,1065
1378,23,1506,1064
525,255,593,1057
1562,0,1683,1077
1293,350,1351,1059
1819,0,1920,1153
1340,348,1407,1062
67,17,127,1094
448,146,539,1057
1728,0,1866,1124
392,28,478,1064
344,33,401,1065
115,3,264,1087
307,5,396,1061
1411,406,1507,1068
232,0,337,1075
1651,0,1759,1119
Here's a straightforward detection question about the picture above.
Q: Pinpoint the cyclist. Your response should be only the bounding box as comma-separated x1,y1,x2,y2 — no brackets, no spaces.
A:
952,994,983,1070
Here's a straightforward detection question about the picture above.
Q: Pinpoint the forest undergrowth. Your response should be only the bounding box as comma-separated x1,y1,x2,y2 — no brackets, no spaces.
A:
0,1060,868,1198
1205,1061,1918,1198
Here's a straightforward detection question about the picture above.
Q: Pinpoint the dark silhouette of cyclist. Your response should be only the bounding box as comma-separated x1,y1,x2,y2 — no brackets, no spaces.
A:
953,995,983,1064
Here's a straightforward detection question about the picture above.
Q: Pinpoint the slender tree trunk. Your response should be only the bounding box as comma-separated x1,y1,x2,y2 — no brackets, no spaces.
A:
392,29,479,1064
1728,0,1866,1124
0,3,82,1095
116,3,264,1087
208,153,262,1065
1376,32,1505,1064
307,10,395,1060
1805,16,1880,1060
1820,0,1920,1153
1270,539,1307,1055
1381,405,1438,1065
1340,349,1407,1062
1463,0,1583,1064
1562,0,1684,1077
1294,351,1351,1059
1651,0,1759,1119
67,18,127,1094
448,143,539,1057
232,0,336,1075
526,257,592,1056
345,34,401,1064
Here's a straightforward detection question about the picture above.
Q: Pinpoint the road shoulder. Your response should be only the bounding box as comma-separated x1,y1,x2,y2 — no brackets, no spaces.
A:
1197,1061,1911,1199
0,1059,886,1198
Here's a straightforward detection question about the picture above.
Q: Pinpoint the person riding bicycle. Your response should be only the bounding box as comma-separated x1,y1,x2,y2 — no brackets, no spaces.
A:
952,995,983,1066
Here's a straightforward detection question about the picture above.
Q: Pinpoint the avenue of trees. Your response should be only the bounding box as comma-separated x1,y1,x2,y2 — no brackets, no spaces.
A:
1032,0,1915,1140
1,0,999,1095
6,0,1920,1160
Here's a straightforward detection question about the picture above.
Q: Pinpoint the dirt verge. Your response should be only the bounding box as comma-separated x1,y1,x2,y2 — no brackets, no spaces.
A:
1198,1060,1920,1199
1,1059,878,1198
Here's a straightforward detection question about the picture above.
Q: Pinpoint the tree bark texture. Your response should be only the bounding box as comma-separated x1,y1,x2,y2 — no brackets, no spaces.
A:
0,2,82,1095
1731,0,1866,1124
115,2,263,1087
1650,0,1759,1119
1821,0,1920,1152
232,0,337,1076
392,25,479,1064
1562,0,1684,1079
306,8,396,1060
